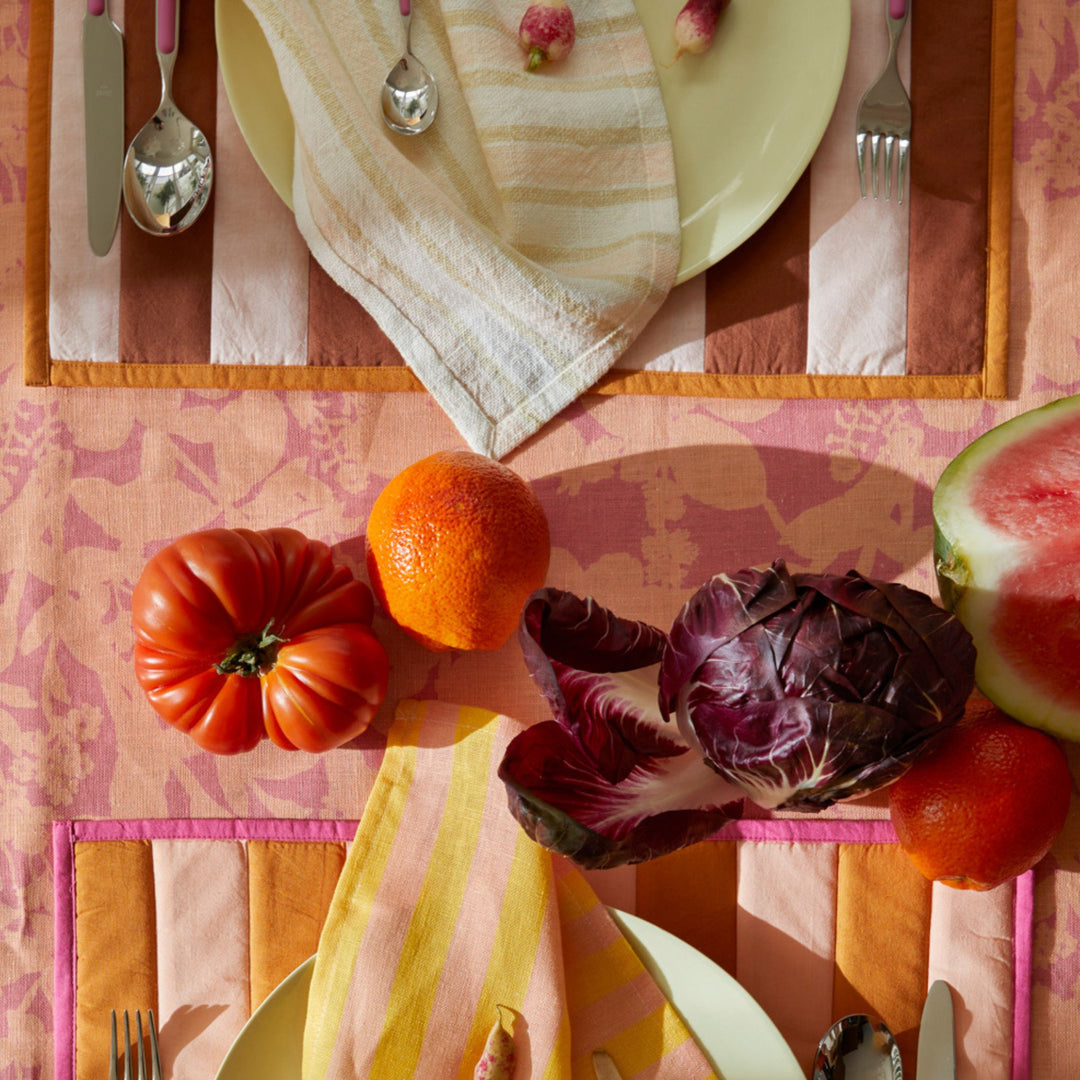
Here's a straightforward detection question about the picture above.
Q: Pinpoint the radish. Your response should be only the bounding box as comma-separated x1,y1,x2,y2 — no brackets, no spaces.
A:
473,1005,516,1079
519,0,576,72
673,0,731,60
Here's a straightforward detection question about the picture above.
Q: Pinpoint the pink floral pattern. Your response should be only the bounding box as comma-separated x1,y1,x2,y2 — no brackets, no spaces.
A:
2,1,1080,1077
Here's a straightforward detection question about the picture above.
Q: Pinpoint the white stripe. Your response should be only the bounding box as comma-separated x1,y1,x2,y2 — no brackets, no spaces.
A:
806,0,912,376
617,277,706,372
152,838,250,1080
211,68,309,366
48,0,123,364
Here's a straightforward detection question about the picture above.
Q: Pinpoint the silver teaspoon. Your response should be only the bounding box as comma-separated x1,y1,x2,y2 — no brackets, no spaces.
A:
380,0,439,135
813,1014,903,1079
123,0,213,235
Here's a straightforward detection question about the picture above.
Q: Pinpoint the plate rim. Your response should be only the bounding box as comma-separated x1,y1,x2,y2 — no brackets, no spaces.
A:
213,907,803,1080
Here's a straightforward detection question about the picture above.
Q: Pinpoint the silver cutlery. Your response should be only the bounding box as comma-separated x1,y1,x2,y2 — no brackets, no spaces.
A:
109,1009,162,1080
123,0,213,235
82,0,124,255
855,0,912,203
381,0,439,135
916,980,957,1079
813,1013,903,1079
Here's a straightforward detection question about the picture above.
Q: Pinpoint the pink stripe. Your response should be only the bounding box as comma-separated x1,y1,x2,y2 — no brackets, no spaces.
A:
719,818,900,844
1012,870,1034,1080
52,822,76,1080
69,817,360,843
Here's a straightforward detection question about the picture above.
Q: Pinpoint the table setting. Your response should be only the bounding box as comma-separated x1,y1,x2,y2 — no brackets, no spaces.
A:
5,0,1080,1076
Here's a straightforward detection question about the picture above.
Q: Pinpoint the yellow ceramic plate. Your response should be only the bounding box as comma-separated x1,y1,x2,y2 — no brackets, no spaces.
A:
214,0,849,284
212,909,802,1079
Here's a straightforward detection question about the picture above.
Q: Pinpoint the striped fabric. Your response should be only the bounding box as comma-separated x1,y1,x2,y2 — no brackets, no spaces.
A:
53,789,1033,1079
301,700,712,1079
25,0,1012,438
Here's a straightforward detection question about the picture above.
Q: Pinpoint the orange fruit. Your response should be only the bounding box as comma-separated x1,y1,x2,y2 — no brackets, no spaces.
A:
365,450,551,651
888,697,1072,890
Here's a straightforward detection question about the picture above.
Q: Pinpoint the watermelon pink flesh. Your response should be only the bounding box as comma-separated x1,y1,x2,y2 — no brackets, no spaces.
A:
968,408,1080,712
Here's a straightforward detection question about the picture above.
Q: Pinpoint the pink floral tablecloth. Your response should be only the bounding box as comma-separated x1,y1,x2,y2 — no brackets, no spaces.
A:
3,0,1080,1077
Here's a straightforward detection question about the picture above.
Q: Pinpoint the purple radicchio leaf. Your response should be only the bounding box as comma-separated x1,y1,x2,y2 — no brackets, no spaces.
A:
661,560,976,812
502,588,743,867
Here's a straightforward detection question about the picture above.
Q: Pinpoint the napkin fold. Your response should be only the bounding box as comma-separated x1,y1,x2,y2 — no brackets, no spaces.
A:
302,699,715,1080
241,0,680,458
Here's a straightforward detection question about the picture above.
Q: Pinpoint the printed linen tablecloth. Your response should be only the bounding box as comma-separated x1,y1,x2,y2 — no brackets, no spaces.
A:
25,0,1011,402
55,814,1031,1080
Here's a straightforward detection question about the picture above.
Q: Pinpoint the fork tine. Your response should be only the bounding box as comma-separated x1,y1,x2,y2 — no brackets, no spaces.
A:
856,131,868,198
147,1009,163,1080
884,136,895,201
897,137,910,205
123,1011,133,1080
870,134,881,199
110,1011,119,1080
136,1011,146,1080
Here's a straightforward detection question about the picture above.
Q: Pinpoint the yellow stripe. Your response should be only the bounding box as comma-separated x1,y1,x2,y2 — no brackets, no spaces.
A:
368,708,499,1076
302,703,427,1080
563,937,643,1011
586,1003,703,1074
454,827,553,1080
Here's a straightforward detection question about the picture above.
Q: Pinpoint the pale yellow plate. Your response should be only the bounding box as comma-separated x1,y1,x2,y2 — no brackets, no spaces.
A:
215,0,848,284
213,909,803,1079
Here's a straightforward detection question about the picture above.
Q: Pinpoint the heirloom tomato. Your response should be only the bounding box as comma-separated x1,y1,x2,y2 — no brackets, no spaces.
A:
131,528,389,754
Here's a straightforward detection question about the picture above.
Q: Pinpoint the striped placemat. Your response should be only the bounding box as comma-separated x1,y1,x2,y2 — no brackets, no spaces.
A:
54,815,1030,1080
25,0,1012,401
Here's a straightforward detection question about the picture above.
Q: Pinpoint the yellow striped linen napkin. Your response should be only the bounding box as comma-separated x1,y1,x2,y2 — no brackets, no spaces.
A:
302,699,716,1080
240,0,680,459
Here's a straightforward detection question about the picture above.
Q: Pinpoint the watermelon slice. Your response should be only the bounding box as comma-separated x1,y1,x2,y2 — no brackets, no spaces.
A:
933,395,1080,740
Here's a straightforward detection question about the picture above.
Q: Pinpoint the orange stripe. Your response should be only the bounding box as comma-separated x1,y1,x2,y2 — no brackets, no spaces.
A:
703,171,811,376
983,0,1015,399
307,258,405,367
833,844,930,1069
905,0,993,377
636,841,738,976
248,840,346,1009
23,0,52,387
74,841,157,1080
118,0,217,365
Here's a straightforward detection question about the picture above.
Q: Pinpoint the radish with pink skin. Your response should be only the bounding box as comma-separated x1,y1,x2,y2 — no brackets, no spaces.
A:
473,1005,516,1079
519,0,576,72
674,0,731,60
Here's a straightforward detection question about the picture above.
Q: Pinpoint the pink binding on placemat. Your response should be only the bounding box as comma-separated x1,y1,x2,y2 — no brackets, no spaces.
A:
51,816,1035,1080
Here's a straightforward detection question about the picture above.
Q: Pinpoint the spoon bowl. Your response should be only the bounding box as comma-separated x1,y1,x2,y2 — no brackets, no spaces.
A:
381,0,438,135
124,0,213,235
813,1014,903,1080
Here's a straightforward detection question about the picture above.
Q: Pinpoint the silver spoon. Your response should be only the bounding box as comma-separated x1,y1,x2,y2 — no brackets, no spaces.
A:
123,0,213,235
813,1014,903,1079
380,0,439,135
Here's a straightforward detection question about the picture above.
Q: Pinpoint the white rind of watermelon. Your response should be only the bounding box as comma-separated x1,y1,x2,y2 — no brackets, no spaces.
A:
933,394,1080,740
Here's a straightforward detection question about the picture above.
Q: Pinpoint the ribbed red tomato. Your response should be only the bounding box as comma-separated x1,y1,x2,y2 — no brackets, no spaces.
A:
131,528,389,754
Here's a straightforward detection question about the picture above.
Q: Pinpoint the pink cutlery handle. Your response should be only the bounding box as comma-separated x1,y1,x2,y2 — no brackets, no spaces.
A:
87,0,105,14
889,0,907,18
400,0,411,15
158,0,178,54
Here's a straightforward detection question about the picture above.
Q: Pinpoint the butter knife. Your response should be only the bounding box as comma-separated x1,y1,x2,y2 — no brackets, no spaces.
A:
917,980,957,1079
83,0,124,256
592,1049,625,1080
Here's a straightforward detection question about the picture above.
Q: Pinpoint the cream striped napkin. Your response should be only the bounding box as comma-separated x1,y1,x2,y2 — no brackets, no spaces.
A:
241,0,680,458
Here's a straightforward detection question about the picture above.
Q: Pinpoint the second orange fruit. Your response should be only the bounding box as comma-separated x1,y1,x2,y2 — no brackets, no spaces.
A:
888,696,1072,890
365,450,551,651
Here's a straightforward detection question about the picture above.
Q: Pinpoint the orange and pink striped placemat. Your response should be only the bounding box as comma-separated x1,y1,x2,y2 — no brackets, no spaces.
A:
25,0,1012,400
54,815,1032,1080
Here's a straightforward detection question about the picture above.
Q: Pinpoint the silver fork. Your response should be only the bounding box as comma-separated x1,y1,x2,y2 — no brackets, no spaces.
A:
855,0,912,203
109,1009,162,1080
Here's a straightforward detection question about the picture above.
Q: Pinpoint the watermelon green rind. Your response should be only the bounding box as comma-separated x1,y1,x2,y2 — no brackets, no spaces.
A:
932,394,1080,740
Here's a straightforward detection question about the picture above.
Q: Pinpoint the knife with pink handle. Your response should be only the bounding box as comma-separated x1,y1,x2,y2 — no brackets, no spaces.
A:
82,0,124,255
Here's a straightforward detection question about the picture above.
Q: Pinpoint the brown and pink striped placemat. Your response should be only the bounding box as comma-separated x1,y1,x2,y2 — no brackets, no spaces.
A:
25,0,1012,399
55,815,1031,1080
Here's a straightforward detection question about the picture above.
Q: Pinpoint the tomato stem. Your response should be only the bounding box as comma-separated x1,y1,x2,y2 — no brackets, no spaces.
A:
216,621,287,677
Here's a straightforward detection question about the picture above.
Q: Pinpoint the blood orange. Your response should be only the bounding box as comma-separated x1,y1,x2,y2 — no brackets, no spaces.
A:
933,395,1080,739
